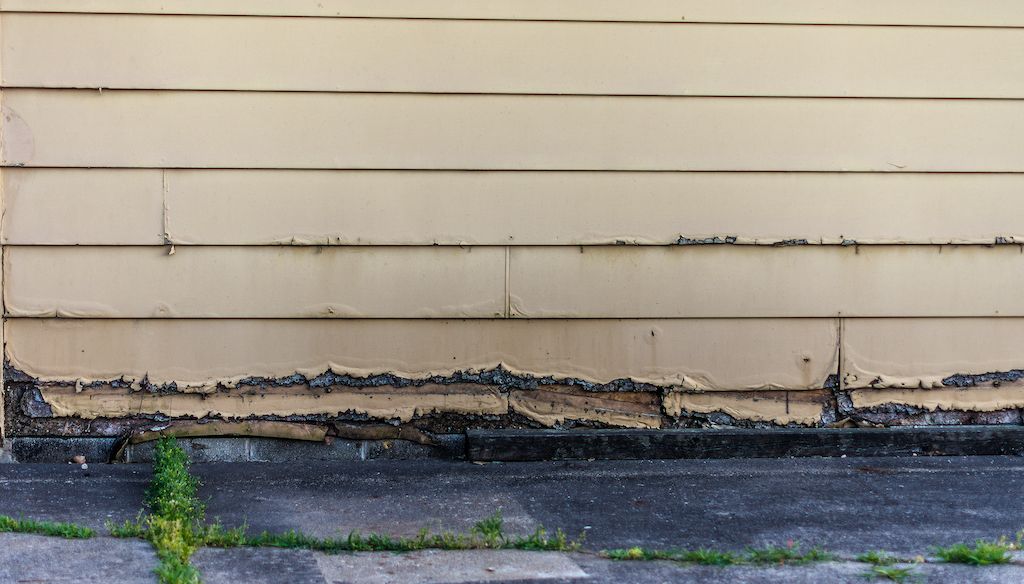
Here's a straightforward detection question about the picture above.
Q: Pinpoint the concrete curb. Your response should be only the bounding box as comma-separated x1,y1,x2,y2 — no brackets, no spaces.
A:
467,426,1024,461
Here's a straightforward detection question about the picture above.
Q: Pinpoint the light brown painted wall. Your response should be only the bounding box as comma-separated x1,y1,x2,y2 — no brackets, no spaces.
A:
1,3,1020,436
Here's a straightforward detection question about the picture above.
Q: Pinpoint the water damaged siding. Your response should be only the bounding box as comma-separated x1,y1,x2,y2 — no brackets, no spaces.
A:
2,3,1023,447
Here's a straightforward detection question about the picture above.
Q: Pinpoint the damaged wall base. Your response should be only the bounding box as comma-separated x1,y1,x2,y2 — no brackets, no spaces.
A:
7,362,1024,463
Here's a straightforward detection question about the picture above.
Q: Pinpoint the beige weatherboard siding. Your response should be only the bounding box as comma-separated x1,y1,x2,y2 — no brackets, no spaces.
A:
5,91,1024,171
2,0,1023,27
7,14,1024,98
4,318,839,391
1,169,164,245
509,246,1024,318
4,246,506,318
8,169,1024,246
3,2,1024,435
9,245,1024,319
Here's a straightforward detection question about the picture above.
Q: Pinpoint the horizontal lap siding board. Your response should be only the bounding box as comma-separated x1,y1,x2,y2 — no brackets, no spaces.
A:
2,0,1024,26
4,90,1024,171
6,15,1024,98
508,246,1024,318
157,171,1024,246
5,245,1022,319
5,169,1023,246
1,169,165,245
3,318,839,390
3,246,506,318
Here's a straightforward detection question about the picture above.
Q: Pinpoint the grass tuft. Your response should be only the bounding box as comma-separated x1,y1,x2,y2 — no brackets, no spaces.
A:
745,542,833,565
0,515,94,539
603,546,739,566
865,565,917,583
200,510,580,555
857,551,898,566
934,540,1012,566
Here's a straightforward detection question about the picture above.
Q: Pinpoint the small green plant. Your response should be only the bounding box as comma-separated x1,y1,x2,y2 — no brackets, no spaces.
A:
680,548,740,566
0,515,94,539
510,525,580,552
934,540,1011,566
472,511,505,548
746,542,833,565
858,551,898,566
108,518,145,539
604,547,738,566
605,547,653,561
865,565,917,583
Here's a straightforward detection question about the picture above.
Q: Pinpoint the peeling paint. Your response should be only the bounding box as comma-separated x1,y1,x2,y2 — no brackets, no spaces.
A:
942,370,1024,388
675,235,737,245
849,386,1024,412
37,384,510,422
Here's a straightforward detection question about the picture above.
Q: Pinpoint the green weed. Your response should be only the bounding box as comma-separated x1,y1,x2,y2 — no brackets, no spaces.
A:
857,551,898,566
604,546,738,566
934,540,1011,566
865,565,917,583
0,515,94,539
746,542,833,565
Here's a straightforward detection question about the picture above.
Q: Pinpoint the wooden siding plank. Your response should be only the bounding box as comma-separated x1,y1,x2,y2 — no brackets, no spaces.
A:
2,0,1024,27
4,90,1024,171
509,246,1024,318
1,168,164,245
5,14,1024,97
3,246,506,318
162,170,1024,246
3,318,838,390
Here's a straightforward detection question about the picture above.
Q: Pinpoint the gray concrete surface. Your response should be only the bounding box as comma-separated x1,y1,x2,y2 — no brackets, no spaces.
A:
2,456,1024,582
0,533,158,583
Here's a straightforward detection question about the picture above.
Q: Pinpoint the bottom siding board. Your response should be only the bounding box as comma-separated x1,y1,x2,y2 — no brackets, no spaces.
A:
11,317,1024,429
3,318,838,391
842,318,1024,389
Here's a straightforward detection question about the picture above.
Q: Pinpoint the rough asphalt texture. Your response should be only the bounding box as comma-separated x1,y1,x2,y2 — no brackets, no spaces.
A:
2,456,1024,582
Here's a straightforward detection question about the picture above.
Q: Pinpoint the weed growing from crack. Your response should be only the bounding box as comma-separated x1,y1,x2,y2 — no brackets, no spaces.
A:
745,542,834,565
604,542,827,567
934,540,1012,566
107,437,205,584
0,515,94,539
603,546,741,566
865,565,918,583
857,551,898,566
206,511,581,554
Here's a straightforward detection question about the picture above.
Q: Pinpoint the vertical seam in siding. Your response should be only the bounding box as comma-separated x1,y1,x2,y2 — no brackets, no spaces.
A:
504,245,511,318
161,168,169,244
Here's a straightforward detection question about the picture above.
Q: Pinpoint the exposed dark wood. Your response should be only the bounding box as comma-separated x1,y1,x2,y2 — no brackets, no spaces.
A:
466,426,1024,461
